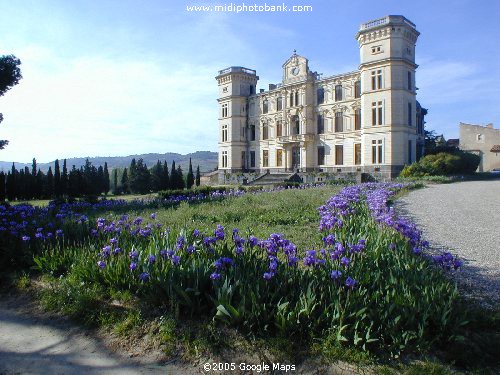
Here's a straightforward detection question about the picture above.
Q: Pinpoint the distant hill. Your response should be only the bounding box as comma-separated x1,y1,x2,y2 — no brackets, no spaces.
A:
0,151,218,173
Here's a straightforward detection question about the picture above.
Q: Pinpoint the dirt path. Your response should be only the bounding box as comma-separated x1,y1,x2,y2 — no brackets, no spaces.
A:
0,295,195,375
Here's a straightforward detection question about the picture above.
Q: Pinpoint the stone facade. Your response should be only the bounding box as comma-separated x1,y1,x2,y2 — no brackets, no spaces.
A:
216,15,426,180
459,123,500,172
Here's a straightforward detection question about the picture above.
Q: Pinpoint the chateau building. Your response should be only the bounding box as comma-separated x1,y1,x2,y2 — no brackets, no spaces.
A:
459,122,500,172
216,15,427,179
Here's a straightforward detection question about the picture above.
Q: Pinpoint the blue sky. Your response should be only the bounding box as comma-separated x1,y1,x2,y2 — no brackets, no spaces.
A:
1,0,499,163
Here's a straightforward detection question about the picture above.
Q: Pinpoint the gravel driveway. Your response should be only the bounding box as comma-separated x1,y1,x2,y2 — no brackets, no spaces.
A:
395,180,500,307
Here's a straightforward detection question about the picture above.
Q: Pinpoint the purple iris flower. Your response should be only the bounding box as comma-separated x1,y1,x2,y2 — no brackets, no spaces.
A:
139,272,150,282
345,277,357,289
129,262,137,271
330,270,342,280
97,260,106,269
148,254,156,264
210,272,221,280
340,257,350,267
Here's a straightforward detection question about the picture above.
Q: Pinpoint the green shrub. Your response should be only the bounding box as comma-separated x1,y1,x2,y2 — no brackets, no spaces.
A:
400,151,480,177
158,186,228,199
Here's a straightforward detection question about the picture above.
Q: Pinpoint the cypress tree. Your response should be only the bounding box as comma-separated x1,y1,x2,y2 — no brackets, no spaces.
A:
121,168,129,194
151,160,162,192
6,172,15,201
35,169,44,199
176,165,185,190
97,165,105,195
46,167,54,198
170,160,176,189
68,166,77,197
112,168,118,195
61,159,68,196
104,162,110,195
186,158,195,189
30,158,37,199
10,163,17,200
195,165,201,187
54,159,61,197
0,172,5,201
132,159,150,194
161,161,170,190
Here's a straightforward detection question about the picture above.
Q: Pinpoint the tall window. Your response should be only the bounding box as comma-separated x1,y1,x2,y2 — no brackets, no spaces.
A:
335,111,343,132
221,151,228,168
276,120,283,137
371,69,382,90
407,71,412,90
249,85,255,95
354,80,361,98
335,84,343,101
250,124,256,141
241,151,246,169
408,102,412,126
372,101,383,125
317,87,325,104
221,124,228,142
372,140,383,164
295,91,299,106
262,123,269,140
263,99,269,114
408,140,412,164
221,103,228,118
354,109,361,130
262,150,269,167
289,92,294,107
276,96,283,111
317,114,324,134
317,146,325,165
276,149,283,167
335,145,343,165
292,115,300,135
250,151,256,167
354,143,361,165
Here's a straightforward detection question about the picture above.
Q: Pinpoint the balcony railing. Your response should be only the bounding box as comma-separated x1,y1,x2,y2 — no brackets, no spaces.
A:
276,134,315,143
218,66,257,75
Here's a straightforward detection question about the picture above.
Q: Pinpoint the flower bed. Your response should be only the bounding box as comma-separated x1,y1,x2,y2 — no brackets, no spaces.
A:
14,182,465,356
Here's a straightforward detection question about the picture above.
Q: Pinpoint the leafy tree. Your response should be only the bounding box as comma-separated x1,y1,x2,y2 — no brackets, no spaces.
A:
104,162,110,195
186,158,195,189
121,168,129,194
195,165,201,187
0,55,22,149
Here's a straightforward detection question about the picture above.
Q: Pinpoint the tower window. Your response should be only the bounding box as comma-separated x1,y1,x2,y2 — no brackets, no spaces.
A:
371,70,382,90
221,103,228,118
262,150,269,167
371,45,382,54
335,111,343,132
318,146,325,165
221,151,228,168
335,145,343,165
371,101,383,126
317,114,324,134
250,151,256,167
408,140,412,164
222,124,228,142
407,71,412,90
317,87,325,104
372,140,383,164
249,85,255,95
408,102,412,126
354,108,361,130
354,80,361,98
241,151,246,169
335,85,343,101
289,92,294,107
292,115,300,135
250,124,256,141
295,91,299,106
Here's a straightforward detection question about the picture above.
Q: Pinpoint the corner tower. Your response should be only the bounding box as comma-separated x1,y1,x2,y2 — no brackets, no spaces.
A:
216,67,259,173
356,15,420,177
